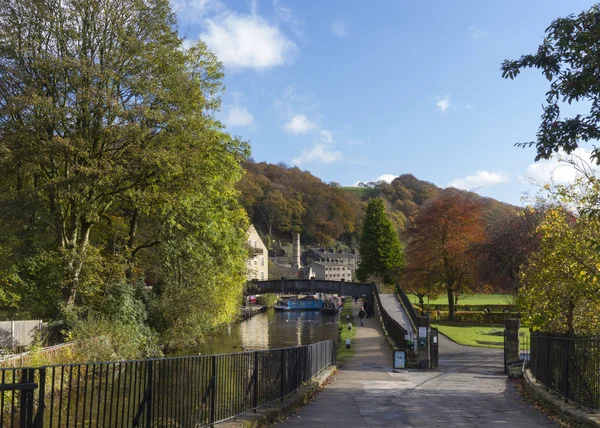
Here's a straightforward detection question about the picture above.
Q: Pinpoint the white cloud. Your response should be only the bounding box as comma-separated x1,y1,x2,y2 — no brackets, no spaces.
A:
171,0,223,23
225,106,254,127
200,13,296,70
448,171,510,190
292,144,342,165
352,174,396,186
330,19,348,37
319,129,333,144
523,148,599,185
468,26,488,39
284,114,316,134
377,174,396,183
436,96,450,113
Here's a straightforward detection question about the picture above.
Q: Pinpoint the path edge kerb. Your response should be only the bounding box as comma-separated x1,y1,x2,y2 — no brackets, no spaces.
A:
215,365,337,428
523,368,600,427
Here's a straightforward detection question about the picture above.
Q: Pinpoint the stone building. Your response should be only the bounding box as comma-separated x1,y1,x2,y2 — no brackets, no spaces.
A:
246,225,268,281
302,248,359,281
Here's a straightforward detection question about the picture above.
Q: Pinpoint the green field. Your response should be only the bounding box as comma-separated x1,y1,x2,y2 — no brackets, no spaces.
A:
432,321,528,348
410,293,515,306
341,186,368,198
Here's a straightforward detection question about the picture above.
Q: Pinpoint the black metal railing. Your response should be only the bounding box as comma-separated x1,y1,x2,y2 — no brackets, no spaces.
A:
373,290,408,350
394,283,418,332
530,332,600,411
0,340,335,427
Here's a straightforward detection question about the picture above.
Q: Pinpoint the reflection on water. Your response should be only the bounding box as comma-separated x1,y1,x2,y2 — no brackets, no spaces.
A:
176,309,339,356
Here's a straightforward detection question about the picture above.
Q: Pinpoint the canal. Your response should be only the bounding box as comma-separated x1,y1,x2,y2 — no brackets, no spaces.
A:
185,308,339,356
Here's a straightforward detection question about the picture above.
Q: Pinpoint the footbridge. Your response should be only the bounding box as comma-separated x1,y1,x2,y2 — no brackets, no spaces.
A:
246,278,375,301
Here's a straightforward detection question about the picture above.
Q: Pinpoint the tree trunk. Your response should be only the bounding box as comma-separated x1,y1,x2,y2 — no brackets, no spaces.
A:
447,287,455,321
567,299,575,335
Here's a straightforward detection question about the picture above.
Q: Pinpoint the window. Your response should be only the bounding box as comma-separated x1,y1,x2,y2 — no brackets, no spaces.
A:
260,272,264,280
253,256,257,265
254,240,257,248
260,257,264,266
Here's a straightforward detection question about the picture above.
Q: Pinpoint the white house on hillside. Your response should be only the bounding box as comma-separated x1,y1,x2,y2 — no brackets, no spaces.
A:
246,225,268,281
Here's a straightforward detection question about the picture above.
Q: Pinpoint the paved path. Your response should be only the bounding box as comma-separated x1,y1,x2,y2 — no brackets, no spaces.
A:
277,301,555,428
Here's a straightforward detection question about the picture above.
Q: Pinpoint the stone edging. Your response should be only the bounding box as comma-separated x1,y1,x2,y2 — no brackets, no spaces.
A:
523,368,600,427
215,365,337,427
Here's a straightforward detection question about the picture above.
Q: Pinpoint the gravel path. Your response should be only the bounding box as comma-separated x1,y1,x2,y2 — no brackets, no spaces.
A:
277,301,555,428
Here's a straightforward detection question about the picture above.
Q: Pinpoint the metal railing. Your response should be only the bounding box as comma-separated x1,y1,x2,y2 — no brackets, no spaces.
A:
0,340,335,427
394,284,418,333
530,332,600,411
373,290,408,350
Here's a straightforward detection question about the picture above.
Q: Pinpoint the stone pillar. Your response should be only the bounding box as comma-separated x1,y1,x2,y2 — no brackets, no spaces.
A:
504,318,521,373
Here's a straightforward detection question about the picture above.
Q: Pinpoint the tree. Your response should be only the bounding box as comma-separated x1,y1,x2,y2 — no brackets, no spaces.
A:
501,4,600,164
478,209,541,292
405,190,485,320
518,179,600,335
356,198,405,285
0,0,249,352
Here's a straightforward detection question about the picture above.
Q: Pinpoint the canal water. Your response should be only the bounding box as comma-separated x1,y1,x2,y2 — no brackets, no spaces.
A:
183,309,339,356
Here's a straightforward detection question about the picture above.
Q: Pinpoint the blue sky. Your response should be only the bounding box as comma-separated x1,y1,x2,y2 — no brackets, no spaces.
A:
173,0,598,205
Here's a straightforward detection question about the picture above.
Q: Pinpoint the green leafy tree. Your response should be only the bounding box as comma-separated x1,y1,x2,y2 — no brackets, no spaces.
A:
0,0,249,354
356,198,405,285
518,179,600,335
501,4,600,163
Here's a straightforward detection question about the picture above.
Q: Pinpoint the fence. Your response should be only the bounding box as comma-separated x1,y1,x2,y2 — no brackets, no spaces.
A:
0,321,43,350
530,332,600,411
394,284,418,332
0,339,335,427
373,290,408,350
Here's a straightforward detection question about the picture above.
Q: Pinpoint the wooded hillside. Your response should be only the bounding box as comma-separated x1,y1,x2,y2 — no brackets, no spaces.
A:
237,162,517,245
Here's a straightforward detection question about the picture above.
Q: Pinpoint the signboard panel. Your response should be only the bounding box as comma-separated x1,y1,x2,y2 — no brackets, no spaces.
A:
393,350,406,371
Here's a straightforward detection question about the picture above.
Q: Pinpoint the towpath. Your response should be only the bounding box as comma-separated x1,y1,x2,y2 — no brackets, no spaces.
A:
277,301,555,428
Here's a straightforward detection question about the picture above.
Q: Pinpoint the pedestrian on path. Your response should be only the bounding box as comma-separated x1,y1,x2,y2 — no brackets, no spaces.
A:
358,306,366,326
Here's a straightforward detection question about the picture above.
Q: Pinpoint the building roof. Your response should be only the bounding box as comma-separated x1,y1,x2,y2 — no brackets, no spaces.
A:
308,248,359,260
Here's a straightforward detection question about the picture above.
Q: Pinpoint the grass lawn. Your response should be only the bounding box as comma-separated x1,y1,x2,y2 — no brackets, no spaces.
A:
410,293,515,306
431,321,529,349
336,300,356,363
341,186,368,198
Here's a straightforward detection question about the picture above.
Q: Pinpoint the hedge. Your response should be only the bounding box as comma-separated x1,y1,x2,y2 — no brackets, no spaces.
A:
436,311,521,324
416,304,517,313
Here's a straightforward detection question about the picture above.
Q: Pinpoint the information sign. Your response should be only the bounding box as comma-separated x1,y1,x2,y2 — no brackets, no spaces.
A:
393,349,406,371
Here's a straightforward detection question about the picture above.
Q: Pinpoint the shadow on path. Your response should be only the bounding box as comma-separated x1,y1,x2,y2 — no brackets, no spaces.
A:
276,301,555,427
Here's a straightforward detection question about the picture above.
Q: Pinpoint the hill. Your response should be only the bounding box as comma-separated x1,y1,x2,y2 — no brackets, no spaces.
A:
237,161,517,246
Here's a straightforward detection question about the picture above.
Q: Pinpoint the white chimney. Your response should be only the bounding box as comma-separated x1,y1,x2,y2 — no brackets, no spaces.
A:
291,233,301,271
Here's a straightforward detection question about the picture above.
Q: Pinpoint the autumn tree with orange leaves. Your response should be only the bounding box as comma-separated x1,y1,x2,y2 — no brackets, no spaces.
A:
405,190,486,320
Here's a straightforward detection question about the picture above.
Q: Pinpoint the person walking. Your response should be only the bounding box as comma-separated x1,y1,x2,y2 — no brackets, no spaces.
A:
358,306,366,326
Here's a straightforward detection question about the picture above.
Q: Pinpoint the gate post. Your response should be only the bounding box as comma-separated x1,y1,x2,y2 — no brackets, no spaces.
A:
504,318,521,373
35,368,46,428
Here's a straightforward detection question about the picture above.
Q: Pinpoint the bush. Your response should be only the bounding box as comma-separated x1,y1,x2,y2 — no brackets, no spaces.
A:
430,304,517,312
257,294,277,307
441,311,521,323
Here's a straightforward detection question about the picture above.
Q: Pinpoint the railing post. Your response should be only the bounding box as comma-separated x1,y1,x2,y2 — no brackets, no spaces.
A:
563,336,569,401
546,333,551,386
252,351,259,413
146,360,153,428
210,355,216,426
280,349,285,401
